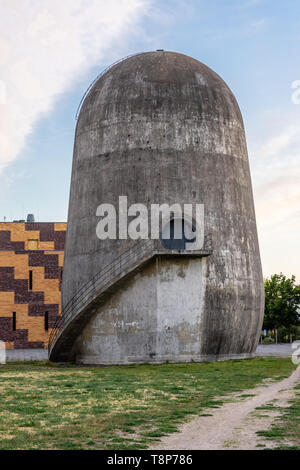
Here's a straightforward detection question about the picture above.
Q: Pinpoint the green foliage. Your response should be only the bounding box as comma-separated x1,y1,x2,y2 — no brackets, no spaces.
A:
256,387,300,449
264,273,300,331
277,325,300,343
262,336,274,344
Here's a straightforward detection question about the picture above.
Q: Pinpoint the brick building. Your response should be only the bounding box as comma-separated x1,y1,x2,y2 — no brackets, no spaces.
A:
0,221,66,349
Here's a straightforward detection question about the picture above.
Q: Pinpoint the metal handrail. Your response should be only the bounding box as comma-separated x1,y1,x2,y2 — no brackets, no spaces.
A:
75,52,145,120
48,239,153,350
48,234,213,352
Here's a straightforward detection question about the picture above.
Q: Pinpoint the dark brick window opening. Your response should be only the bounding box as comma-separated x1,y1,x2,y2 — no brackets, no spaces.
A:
29,270,33,291
12,312,16,331
44,312,49,332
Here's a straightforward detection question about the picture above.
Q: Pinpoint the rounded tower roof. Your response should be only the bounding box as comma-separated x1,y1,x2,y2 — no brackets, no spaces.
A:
76,51,243,136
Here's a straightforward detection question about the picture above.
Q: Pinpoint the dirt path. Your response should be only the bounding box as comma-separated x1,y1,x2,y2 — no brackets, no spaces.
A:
154,364,300,450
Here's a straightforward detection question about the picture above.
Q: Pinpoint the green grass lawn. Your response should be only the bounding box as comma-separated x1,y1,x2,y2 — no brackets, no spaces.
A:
256,383,300,449
0,357,296,450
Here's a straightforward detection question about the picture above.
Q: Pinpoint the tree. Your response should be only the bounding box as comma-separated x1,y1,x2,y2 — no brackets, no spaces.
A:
264,273,300,342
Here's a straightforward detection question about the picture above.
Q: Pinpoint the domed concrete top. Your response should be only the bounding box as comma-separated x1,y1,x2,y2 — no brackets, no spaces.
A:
76,51,243,137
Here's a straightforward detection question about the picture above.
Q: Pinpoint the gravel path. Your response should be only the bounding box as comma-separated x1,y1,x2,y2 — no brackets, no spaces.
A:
154,364,300,450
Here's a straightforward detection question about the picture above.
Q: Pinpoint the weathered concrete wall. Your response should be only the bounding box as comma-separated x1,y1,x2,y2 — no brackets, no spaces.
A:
61,51,264,364
75,257,206,364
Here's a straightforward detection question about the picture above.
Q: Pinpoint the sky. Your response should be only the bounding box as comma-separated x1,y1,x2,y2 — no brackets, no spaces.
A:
0,0,299,281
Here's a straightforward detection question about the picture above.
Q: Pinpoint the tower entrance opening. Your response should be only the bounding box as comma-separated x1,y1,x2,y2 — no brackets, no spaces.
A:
161,218,196,250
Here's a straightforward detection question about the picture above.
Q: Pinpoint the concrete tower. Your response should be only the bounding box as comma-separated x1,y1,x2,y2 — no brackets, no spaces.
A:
49,51,264,364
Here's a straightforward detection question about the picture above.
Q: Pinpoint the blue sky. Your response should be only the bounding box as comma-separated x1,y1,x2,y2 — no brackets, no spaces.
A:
0,0,299,279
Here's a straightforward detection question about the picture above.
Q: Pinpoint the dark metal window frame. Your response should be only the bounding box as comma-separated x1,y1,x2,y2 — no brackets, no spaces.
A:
160,217,196,250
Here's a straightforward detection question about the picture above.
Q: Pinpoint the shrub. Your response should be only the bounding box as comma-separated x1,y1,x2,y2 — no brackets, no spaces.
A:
263,336,274,344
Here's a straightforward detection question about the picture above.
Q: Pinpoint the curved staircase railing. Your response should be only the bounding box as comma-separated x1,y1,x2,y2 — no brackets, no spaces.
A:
48,234,213,358
48,239,154,353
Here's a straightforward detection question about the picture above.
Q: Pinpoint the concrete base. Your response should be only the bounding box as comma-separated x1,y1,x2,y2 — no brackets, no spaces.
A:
76,352,255,365
5,349,48,362
3,345,294,364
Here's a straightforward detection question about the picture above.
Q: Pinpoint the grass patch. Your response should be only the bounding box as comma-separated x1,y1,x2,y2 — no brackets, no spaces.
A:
0,357,296,450
256,383,300,449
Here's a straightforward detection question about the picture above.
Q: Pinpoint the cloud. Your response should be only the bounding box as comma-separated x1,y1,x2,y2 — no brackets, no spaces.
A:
0,0,149,174
258,125,300,159
250,123,300,280
252,125,300,224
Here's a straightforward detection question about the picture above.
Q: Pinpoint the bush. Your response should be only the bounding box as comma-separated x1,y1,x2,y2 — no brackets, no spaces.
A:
277,326,300,343
262,336,274,344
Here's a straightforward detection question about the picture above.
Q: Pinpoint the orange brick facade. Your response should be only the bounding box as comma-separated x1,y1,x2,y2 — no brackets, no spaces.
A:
0,222,66,349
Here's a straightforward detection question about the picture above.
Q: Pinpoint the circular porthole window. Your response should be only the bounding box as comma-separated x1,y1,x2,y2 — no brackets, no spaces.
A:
161,217,196,250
